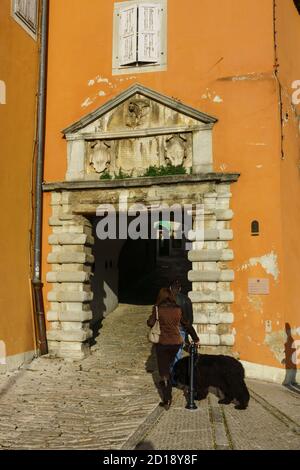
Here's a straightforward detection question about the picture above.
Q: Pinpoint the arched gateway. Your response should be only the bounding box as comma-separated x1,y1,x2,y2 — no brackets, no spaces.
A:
43,84,239,360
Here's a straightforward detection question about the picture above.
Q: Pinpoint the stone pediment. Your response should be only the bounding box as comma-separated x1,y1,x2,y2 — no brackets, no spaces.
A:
63,84,218,181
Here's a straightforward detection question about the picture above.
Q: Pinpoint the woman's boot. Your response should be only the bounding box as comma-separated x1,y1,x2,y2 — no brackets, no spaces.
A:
159,379,172,410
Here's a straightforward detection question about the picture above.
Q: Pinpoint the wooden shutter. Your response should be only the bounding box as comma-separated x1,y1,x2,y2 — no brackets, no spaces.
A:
138,4,160,63
119,4,138,66
15,0,37,32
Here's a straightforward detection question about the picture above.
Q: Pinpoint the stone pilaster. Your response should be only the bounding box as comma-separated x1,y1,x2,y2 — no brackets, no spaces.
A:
188,183,235,354
46,191,94,359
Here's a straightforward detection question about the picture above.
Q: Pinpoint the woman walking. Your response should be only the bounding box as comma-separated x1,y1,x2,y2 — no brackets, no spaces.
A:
147,287,199,410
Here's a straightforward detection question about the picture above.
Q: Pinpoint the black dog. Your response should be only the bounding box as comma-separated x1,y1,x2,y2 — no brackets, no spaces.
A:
173,354,250,410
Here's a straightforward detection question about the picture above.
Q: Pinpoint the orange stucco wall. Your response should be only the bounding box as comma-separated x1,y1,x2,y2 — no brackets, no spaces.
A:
42,0,299,370
0,1,39,359
276,0,300,366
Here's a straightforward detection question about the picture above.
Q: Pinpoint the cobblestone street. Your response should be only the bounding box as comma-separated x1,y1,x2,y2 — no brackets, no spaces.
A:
0,304,299,450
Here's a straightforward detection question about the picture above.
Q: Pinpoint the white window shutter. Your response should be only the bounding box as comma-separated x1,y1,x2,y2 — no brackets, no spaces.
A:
119,4,138,66
138,4,160,63
15,0,37,31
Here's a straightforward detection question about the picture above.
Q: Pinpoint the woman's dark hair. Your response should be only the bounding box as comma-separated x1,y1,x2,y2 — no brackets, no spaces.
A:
156,287,176,306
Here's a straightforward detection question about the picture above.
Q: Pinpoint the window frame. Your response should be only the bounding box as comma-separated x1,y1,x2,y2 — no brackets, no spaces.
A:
112,0,167,75
11,0,38,40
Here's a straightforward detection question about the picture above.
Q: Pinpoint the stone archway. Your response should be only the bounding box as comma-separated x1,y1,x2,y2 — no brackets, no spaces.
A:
43,84,240,359
44,174,238,359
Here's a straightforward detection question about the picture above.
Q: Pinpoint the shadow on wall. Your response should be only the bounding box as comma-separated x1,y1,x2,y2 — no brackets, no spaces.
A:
282,322,300,393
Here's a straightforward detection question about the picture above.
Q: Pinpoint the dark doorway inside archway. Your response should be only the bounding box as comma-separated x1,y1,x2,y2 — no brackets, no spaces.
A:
90,212,192,329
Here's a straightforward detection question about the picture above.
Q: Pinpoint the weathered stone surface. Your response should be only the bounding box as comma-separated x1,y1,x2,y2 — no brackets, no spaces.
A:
48,233,94,246
46,271,90,283
193,312,234,324
188,249,234,262
215,209,234,220
47,252,94,264
197,333,221,346
47,310,93,322
188,291,234,303
47,291,93,302
188,270,234,282
46,329,93,342
187,229,233,241
220,334,235,346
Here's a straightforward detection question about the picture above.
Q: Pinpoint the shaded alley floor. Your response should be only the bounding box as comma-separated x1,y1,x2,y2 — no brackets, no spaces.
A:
0,303,299,450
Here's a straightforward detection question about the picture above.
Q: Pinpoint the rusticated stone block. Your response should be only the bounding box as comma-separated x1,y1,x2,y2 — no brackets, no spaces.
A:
188,270,234,282
188,249,233,262
188,290,234,303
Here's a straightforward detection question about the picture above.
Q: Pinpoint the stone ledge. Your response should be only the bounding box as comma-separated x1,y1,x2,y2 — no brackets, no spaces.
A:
42,172,240,192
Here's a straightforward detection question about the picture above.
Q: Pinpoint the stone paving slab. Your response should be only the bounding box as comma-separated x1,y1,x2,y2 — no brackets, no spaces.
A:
1,303,300,451
136,380,300,450
0,304,161,450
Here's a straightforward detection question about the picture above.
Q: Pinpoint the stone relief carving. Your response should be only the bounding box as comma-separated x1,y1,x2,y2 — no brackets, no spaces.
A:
126,98,150,128
164,134,188,166
88,140,111,174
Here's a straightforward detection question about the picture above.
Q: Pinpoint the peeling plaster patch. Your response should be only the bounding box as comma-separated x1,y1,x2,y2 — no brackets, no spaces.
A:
238,251,280,281
256,165,263,169
249,252,279,281
0,80,6,104
88,79,95,87
96,76,109,84
264,330,286,364
213,95,223,103
98,90,106,96
220,164,227,171
81,97,95,108
247,295,263,314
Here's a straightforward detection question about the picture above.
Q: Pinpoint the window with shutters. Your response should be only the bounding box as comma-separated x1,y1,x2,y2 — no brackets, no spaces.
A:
113,0,167,75
11,0,38,39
